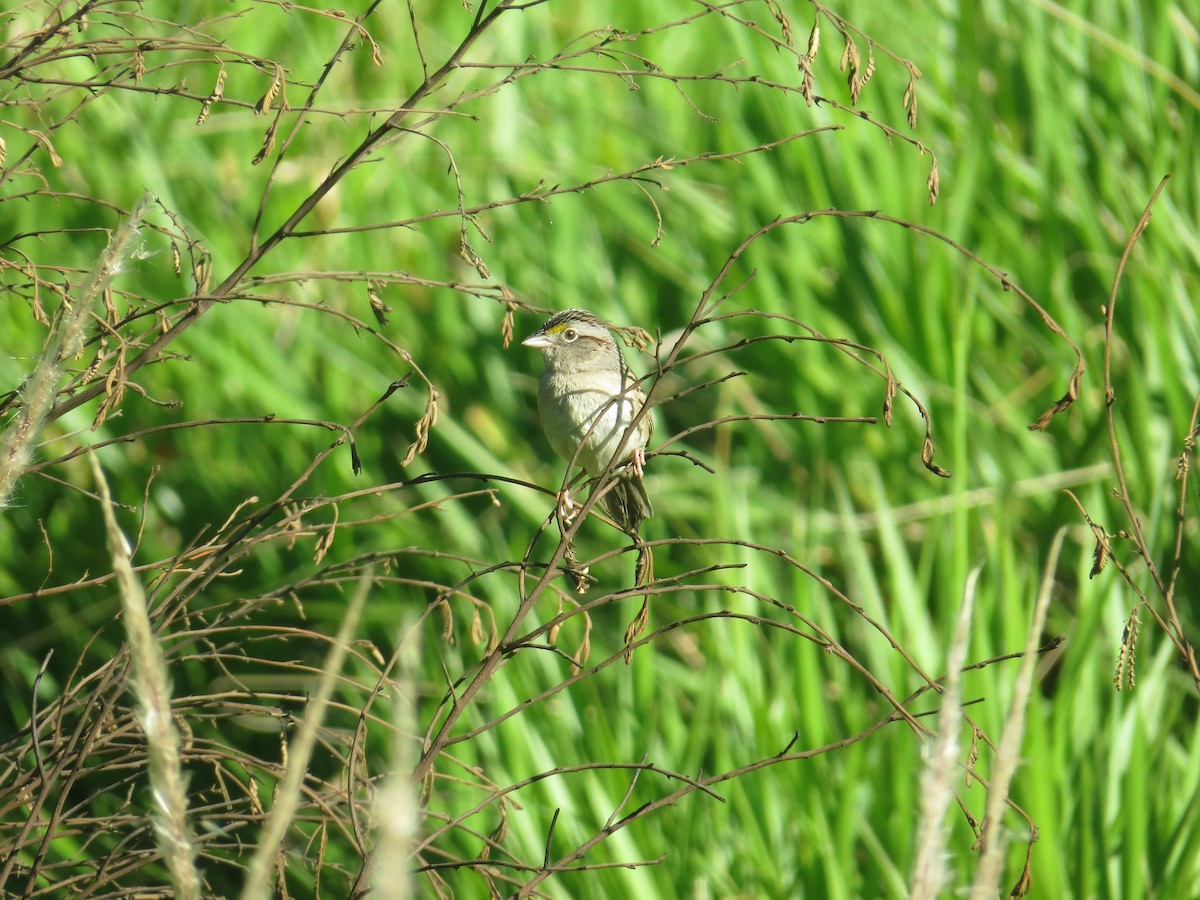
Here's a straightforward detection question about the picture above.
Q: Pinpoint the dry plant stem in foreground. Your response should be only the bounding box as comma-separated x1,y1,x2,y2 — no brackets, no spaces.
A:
240,572,371,900
0,195,151,509
910,566,981,899
90,453,200,900
969,529,1062,898
369,623,420,900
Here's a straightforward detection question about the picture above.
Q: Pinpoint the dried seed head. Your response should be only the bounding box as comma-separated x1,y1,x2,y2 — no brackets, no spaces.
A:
196,67,226,126
806,16,820,61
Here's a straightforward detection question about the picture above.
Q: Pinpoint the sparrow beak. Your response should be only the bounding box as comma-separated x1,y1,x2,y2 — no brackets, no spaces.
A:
522,333,552,349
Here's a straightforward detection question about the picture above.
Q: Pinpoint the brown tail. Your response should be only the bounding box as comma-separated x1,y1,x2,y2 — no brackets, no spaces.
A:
603,473,653,534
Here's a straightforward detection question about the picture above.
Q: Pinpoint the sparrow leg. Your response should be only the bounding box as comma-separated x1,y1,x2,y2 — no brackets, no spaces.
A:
557,487,581,525
630,446,646,478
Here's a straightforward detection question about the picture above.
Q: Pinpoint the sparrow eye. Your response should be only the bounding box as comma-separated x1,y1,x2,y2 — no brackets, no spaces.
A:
563,328,578,342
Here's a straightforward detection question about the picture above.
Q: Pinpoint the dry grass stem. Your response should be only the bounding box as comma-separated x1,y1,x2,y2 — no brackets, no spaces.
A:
910,566,981,899
367,622,420,900
241,571,373,900
89,452,200,900
0,194,152,510
970,529,1064,897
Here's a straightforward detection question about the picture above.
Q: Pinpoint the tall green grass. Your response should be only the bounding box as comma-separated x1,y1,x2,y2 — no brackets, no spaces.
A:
2,1,1198,897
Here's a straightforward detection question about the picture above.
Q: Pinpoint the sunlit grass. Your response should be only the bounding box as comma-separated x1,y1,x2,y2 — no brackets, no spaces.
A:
2,0,1198,897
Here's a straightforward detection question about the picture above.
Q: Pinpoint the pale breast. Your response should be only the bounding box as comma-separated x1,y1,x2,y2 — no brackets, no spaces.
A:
538,368,641,474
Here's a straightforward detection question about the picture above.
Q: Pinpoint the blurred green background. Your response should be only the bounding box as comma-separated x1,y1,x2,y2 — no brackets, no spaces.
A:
2,0,1199,897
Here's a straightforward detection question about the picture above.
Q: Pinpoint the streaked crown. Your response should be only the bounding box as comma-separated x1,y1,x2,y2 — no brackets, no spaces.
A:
535,308,610,338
